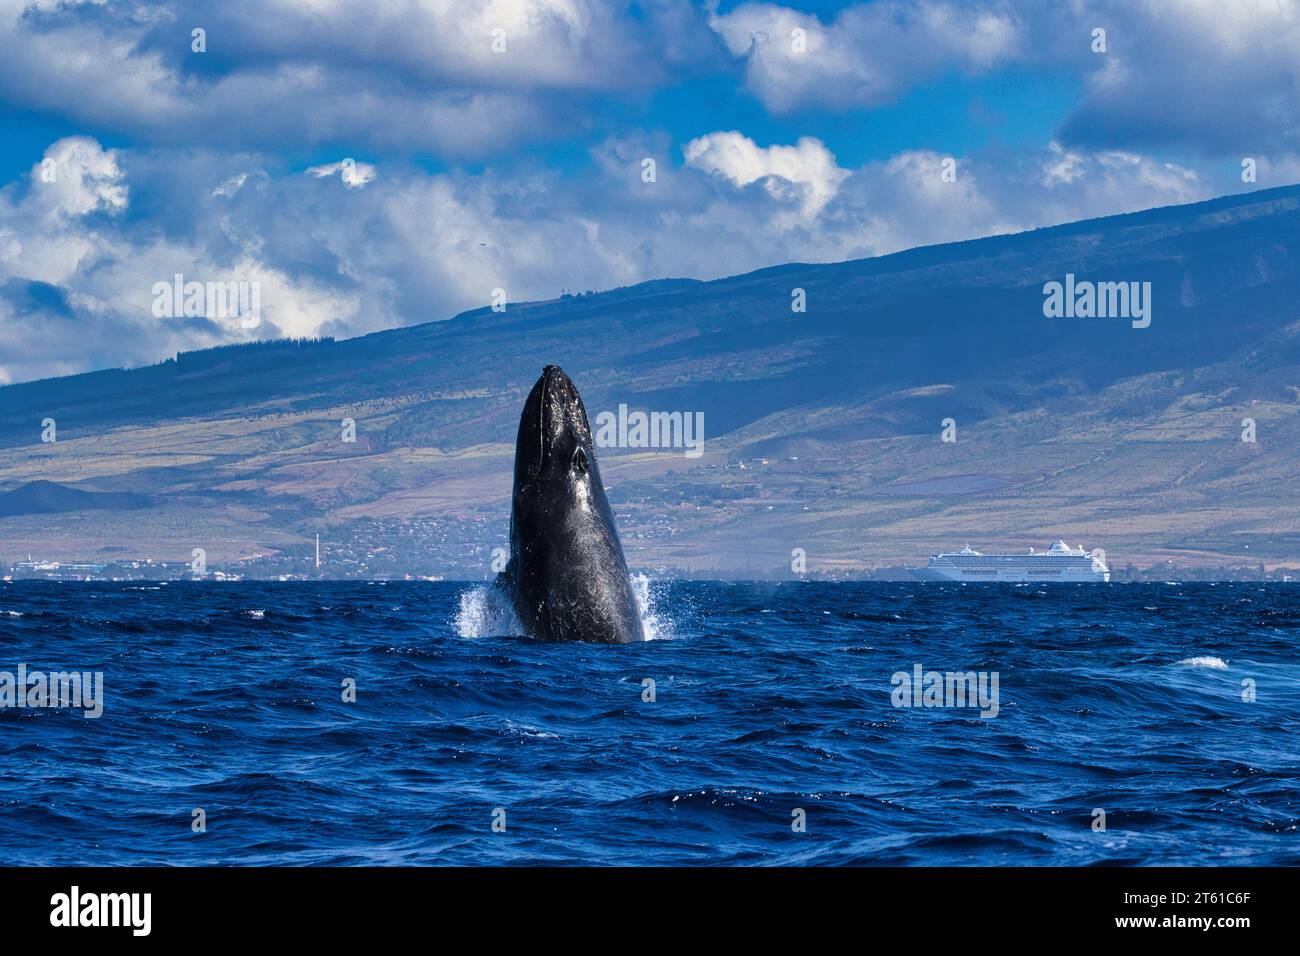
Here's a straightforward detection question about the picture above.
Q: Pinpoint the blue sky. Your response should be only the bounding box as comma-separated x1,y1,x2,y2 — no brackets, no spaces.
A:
0,0,1296,383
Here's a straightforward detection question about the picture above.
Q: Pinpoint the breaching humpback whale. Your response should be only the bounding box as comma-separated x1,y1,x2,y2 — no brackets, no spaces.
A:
496,365,645,643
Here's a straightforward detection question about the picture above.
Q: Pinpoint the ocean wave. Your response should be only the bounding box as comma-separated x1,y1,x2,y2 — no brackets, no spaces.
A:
0,580,1296,865
1177,655,1229,669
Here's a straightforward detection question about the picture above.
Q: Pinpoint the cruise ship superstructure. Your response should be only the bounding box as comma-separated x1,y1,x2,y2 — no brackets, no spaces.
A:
916,540,1110,582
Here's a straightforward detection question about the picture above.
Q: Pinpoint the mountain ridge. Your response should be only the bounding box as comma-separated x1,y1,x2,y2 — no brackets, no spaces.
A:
6,180,1299,394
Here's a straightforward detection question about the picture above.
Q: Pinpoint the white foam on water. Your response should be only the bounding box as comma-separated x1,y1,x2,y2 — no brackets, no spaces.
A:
3,610,23,617
505,720,560,739
245,609,265,619
1177,656,1228,669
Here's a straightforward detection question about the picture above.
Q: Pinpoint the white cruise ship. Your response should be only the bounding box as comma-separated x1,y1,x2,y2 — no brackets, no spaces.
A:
916,540,1110,582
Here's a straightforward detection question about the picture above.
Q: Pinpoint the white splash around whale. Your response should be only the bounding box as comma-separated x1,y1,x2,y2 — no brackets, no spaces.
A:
455,573,668,641
453,583,522,639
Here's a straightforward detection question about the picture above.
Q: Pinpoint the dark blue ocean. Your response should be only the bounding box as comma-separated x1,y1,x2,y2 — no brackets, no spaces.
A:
1,580,1297,866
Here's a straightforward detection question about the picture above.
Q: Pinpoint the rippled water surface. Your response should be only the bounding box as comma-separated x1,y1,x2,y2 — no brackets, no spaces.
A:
1,580,1297,865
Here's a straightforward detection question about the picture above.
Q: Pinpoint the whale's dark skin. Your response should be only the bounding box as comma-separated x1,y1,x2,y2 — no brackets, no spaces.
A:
496,365,644,643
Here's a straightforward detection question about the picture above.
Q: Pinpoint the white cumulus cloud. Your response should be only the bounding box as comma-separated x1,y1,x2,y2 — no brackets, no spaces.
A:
683,131,849,221
28,137,128,218
709,0,1022,112
306,160,378,189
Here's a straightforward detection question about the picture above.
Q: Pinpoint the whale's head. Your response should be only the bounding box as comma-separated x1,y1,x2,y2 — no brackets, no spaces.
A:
506,365,643,643
514,365,596,496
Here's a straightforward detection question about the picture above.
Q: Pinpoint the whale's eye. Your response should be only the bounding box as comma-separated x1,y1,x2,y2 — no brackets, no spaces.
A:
572,446,589,475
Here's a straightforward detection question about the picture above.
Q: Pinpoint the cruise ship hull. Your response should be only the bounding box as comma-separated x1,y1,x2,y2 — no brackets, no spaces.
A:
912,565,1109,583
915,541,1111,582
